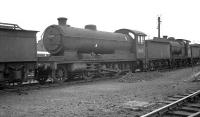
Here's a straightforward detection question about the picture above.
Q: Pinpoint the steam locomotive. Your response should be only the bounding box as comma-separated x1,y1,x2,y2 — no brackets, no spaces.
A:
0,18,200,85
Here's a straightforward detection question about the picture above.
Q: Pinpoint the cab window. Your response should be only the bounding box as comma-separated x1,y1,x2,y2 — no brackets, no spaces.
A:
128,32,135,39
138,36,145,44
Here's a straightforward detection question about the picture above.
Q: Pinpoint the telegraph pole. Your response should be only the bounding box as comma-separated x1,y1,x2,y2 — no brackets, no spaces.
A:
158,16,161,38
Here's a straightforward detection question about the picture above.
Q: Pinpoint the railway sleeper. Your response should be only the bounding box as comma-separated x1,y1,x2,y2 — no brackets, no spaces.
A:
166,110,194,117
180,106,200,113
186,103,200,109
189,111,200,117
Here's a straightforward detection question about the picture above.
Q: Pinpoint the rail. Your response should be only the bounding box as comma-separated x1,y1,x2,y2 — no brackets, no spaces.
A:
141,90,200,117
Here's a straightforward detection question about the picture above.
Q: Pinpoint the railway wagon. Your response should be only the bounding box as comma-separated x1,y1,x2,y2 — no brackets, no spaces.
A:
40,17,147,82
0,23,37,84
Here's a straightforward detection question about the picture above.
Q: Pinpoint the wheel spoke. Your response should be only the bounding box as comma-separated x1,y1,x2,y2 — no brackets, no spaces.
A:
54,66,68,83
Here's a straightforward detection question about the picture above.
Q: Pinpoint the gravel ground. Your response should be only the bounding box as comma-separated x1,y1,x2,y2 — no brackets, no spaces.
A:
0,66,200,117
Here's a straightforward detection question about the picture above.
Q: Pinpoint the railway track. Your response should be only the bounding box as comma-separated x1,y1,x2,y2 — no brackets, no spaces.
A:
0,75,121,95
141,90,200,117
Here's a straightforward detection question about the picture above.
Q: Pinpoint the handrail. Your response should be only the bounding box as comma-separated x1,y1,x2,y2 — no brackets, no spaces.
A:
0,22,23,30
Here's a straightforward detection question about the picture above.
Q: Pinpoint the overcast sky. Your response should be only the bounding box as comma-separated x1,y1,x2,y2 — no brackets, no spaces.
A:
1,0,199,43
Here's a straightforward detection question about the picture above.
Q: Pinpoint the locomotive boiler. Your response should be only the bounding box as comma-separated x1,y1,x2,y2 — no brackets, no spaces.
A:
43,17,133,56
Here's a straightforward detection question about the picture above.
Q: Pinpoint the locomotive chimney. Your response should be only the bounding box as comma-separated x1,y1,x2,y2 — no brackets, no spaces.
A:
57,17,67,25
85,24,97,31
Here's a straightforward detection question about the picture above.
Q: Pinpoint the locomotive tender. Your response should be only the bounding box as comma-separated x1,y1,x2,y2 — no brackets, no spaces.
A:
145,37,192,70
0,23,37,84
0,17,200,84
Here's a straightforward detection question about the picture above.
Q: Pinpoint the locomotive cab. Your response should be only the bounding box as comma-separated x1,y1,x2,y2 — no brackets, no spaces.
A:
115,29,146,70
115,29,146,59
